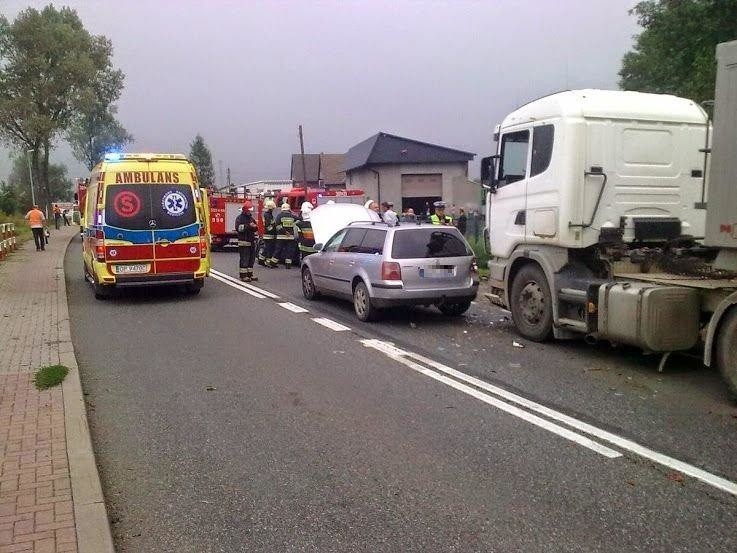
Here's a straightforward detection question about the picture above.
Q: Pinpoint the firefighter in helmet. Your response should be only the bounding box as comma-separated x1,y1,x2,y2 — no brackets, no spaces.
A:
270,202,297,268
430,201,453,225
294,201,316,263
259,198,277,267
235,201,259,282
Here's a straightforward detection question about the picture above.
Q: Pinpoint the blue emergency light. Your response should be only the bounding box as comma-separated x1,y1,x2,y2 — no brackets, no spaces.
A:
104,152,122,161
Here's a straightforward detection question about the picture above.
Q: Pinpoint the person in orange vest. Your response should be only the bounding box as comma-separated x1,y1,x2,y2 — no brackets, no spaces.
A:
24,205,46,251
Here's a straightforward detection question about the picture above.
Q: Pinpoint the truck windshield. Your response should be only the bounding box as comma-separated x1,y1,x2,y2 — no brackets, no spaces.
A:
392,229,471,259
105,184,197,230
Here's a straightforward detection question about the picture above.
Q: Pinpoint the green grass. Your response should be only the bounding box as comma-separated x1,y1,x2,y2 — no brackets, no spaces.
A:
34,365,69,390
465,235,490,269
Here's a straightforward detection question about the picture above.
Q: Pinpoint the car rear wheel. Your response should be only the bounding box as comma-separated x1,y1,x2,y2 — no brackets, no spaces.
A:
510,263,553,342
301,267,319,300
438,301,472,316
716,307,737,400
353,281,378,322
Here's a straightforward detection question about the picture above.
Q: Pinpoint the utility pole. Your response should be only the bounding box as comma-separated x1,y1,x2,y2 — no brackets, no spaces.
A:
218,160,224,188
26,149,36,206
226,167,232,190
298,125,307,188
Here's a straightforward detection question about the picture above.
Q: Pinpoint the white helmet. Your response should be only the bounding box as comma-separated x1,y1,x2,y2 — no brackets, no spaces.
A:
281,203,291,211
301,201,313,220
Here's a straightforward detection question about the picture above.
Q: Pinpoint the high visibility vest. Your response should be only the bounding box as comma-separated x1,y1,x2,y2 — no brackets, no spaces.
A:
430,213,453,225
275,211,296,239
295,220,315,253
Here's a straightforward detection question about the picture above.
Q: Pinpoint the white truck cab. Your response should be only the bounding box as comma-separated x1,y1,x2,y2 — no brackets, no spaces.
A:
481,75,737,397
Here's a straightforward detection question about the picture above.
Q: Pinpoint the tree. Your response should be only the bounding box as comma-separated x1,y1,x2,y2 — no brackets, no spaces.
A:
0,181,19,214
68,106,133,170
0,6,124,210
619,0,737,104
6,155,72,209
189,134,215,187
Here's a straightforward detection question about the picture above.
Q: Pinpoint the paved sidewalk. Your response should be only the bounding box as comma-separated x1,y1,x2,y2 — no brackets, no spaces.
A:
0,226,113,553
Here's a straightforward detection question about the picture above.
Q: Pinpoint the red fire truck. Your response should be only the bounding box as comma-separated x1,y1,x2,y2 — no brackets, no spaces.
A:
209,187,365,250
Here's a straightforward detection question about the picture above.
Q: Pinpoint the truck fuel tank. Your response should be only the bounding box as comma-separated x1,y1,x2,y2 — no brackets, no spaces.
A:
597,282,700,352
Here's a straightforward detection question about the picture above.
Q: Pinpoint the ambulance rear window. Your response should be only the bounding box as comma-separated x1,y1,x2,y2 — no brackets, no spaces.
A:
105,184,196,230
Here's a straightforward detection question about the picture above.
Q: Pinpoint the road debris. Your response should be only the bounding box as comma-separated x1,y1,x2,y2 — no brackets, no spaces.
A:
512,341,525,348
205,385,217,391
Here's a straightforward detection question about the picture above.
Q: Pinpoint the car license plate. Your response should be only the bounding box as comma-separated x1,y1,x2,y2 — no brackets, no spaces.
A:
115,264,149,274
420,266,454,278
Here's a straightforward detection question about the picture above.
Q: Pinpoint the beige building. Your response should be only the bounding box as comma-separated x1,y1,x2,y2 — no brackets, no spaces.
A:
344,132,480,216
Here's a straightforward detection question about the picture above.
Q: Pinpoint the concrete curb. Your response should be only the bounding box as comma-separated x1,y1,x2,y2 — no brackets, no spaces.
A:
57,234,116,553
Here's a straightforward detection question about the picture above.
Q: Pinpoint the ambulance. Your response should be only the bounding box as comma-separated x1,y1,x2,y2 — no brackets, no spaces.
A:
81,153,211,299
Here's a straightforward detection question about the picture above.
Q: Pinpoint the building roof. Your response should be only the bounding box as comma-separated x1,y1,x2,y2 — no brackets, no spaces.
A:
344,132,475,172
291,154,321,183
502,89,707,129
318,154,345,185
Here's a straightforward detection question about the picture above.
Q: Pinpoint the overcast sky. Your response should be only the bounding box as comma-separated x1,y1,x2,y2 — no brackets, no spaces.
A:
1,0,639,185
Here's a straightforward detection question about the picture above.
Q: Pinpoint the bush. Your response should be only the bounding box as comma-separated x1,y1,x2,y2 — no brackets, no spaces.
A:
465,235,490,269
34,365,69,390
0,211,32,245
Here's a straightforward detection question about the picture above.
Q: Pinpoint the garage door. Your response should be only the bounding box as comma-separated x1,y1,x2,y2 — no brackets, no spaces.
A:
401,174,442,197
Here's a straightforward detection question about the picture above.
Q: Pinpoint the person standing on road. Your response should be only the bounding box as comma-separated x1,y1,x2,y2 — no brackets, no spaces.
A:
270,203,297,269
53,205,61,230
24,205,46,251
295,201,316,263
456,208,467,235
62,209,70,226
235,201,259,282
259,199,277,267
430,201,453,225
382,202,398,226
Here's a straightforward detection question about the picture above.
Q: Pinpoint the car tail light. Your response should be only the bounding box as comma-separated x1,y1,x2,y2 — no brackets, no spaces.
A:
381,261,402,281
199,225,207,257
95,229,105,261
471,256,479,274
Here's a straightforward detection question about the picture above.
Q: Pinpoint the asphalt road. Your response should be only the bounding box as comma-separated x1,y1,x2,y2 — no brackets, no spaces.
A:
66,242,737,552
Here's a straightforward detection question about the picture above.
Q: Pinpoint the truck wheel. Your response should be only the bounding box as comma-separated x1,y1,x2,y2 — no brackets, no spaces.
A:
716,307,737,399
353,281,378,322
510,263,553,342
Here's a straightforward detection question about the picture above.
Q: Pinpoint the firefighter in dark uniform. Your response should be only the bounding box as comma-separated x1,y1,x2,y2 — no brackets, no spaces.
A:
235,201,259,282
259,199,277,266
270,203,297,268
430,201,453,225
295,201,316,263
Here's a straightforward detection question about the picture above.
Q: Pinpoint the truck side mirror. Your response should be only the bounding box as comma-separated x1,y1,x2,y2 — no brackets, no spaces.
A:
480,155,500,193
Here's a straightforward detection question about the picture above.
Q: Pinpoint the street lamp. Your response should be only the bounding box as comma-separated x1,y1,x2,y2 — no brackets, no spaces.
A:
26,149,36,206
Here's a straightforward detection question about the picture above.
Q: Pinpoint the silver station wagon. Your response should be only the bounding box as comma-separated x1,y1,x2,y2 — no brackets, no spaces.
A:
301,222,479,321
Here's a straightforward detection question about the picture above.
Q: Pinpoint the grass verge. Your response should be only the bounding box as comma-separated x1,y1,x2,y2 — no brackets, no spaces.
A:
34,364,69,390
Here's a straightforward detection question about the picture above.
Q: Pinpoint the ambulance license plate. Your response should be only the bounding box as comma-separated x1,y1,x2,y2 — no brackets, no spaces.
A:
115,264,149,274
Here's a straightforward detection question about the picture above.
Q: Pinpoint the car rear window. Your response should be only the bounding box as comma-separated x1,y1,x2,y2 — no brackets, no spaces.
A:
105,184,196,230
391,228,471,259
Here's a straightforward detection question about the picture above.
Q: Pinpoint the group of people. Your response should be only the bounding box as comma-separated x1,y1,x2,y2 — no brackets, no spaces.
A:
364,198,467,233
53,204,70,229
234,200,316,282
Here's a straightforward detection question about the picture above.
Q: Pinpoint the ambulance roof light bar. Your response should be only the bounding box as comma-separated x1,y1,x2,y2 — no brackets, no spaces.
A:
103,153,188,162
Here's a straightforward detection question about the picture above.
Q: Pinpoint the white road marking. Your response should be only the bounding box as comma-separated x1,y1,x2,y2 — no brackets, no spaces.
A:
361,339,621,459
278,302,309,313
363,339,737,497
312,318,351,332
210,269,280,299
210,273,266,298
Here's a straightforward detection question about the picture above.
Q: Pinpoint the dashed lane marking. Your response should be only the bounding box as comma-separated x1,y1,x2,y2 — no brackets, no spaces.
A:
312,318,351,332
210,273,266,299
210,269,280,299
278,302,309,313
